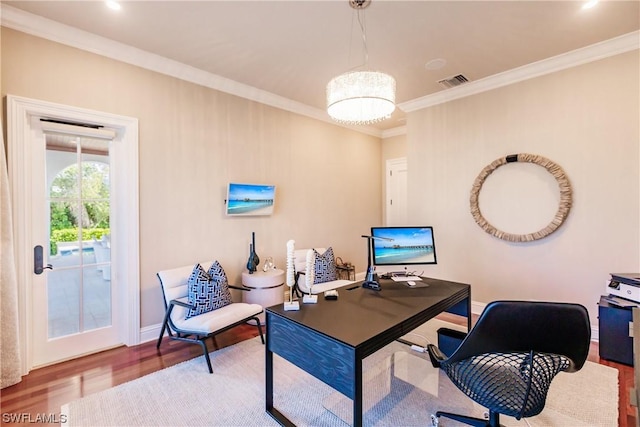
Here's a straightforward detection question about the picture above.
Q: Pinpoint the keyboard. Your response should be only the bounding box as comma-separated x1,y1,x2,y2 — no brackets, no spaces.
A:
391,276,422,282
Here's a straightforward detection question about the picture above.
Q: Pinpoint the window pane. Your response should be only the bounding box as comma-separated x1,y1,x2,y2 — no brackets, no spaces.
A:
47,268,80,338
83,265,112,330
49,154,79,199
80,161,110,201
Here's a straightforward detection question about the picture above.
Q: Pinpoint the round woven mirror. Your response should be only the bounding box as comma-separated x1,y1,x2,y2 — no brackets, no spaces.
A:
470,153,572,242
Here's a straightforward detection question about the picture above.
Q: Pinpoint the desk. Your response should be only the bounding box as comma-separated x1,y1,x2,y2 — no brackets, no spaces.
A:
265,276,471,427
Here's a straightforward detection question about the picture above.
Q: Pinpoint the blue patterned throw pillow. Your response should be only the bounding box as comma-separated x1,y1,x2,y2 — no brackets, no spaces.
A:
313,247,338,284
186,263,233,319
207,260,233,304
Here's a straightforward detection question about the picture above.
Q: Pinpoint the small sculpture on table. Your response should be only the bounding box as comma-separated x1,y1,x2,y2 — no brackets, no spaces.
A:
262,256,275,272
284,240,300,311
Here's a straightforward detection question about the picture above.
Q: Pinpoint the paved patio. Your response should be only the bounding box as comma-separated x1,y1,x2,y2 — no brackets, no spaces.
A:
48,248,111,338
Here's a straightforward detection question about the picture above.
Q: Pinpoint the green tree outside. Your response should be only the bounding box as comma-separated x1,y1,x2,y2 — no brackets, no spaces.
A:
50,162,110,254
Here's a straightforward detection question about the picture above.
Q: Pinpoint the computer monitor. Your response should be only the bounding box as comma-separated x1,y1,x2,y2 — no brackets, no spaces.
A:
370,226,437,267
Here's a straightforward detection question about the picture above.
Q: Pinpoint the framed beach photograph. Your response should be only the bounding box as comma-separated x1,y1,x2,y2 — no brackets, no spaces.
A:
226,183,276,216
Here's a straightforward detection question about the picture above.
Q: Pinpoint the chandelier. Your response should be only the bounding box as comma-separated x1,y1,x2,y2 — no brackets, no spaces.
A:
326,0,396,125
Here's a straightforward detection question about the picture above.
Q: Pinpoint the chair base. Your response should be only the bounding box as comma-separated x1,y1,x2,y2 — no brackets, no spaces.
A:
434,410,502,427
157,316,265,374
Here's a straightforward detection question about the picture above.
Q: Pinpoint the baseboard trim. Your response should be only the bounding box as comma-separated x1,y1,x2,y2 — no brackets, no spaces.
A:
140,324,162,344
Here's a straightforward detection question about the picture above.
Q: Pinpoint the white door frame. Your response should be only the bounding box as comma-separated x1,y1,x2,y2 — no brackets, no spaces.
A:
6,95,140,374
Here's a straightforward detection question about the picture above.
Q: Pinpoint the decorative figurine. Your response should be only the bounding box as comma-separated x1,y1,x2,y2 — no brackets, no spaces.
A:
263,256,275,272
246,232,259,274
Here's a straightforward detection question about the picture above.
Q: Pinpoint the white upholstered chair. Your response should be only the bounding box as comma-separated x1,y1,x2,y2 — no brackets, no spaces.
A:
287,242,354,297
156,261,264,373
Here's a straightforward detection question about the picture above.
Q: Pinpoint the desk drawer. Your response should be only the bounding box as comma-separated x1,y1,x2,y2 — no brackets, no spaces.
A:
267,313,356,398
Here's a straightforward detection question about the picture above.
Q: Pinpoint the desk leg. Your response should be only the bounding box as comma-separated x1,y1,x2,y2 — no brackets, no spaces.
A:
265,338,296,426
266,347,273,411
466,295,472,331
353,357,363,427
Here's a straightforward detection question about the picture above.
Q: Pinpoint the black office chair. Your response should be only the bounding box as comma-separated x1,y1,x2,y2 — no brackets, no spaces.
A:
427,300,591,427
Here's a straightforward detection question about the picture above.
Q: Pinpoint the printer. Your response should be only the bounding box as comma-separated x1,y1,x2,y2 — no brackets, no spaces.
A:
607,273,640,303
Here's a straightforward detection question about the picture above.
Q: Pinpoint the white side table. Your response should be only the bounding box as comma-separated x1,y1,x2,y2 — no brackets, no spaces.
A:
242,269,285,324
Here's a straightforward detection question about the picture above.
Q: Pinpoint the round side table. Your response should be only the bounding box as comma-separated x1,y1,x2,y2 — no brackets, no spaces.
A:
242,268,285,324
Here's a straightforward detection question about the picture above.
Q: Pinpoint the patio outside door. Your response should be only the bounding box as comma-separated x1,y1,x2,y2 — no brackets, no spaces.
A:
31,128,120,367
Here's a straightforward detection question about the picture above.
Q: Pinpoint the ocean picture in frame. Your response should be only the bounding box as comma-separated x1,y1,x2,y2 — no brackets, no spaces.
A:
226,183,276,216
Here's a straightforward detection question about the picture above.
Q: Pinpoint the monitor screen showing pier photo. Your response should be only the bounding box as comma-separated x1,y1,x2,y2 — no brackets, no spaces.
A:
371,226,437,266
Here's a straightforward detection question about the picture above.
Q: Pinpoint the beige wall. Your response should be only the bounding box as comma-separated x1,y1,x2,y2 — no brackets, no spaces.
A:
407,50,640,323
380,134,407,224
1,28,382,328
4,24,638,333
381,134,407,161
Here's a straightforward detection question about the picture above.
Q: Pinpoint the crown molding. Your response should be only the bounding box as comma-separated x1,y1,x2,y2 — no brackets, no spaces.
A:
4,4,635,137
0,4,384,138
381,126,407,139
399,31,640,113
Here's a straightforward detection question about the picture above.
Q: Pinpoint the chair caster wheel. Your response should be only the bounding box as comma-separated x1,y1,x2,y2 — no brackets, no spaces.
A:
430,413,439,427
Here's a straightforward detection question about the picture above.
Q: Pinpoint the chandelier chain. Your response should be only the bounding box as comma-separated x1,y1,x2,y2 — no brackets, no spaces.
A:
357,8,369,69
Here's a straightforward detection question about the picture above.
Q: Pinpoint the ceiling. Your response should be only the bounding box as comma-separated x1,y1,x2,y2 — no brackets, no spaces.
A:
3,1,639,132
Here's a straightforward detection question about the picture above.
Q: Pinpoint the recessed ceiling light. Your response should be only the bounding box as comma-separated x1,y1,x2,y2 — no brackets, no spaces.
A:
582,1,599,10
425,58,446,71
106,1,121,11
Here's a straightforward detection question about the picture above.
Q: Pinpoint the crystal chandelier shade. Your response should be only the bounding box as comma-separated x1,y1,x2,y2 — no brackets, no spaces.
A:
326,71,396,125
326,0,396,125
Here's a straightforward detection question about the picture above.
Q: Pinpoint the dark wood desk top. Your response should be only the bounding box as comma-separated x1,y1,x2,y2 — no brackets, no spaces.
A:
267,276,470,357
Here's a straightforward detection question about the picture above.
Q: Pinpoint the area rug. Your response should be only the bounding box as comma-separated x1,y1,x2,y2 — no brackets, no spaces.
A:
62,319,618,426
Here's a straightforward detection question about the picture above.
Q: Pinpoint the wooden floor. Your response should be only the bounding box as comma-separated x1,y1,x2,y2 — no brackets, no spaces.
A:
1,319,636,427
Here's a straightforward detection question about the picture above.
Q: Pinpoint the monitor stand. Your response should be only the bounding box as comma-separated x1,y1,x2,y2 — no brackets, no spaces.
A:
361,235,383,291
362,265,381,291
362,280,381,291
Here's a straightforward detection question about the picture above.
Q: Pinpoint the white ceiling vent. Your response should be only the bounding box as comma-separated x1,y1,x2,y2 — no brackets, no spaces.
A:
438,74,469,88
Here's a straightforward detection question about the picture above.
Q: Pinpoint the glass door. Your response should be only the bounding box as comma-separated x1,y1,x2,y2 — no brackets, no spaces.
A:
32,132,119,366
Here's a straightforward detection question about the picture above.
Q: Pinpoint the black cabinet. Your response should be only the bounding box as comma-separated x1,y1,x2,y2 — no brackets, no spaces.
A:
598,295,634,366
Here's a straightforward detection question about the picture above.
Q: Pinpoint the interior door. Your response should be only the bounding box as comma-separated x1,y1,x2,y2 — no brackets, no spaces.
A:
386,158,408,225
31,124,121,367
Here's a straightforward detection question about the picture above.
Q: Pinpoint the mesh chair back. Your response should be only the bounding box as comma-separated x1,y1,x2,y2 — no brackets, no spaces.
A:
446,300,590,371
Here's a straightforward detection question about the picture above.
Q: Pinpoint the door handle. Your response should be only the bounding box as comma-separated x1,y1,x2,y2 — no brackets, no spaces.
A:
34,245,53,275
